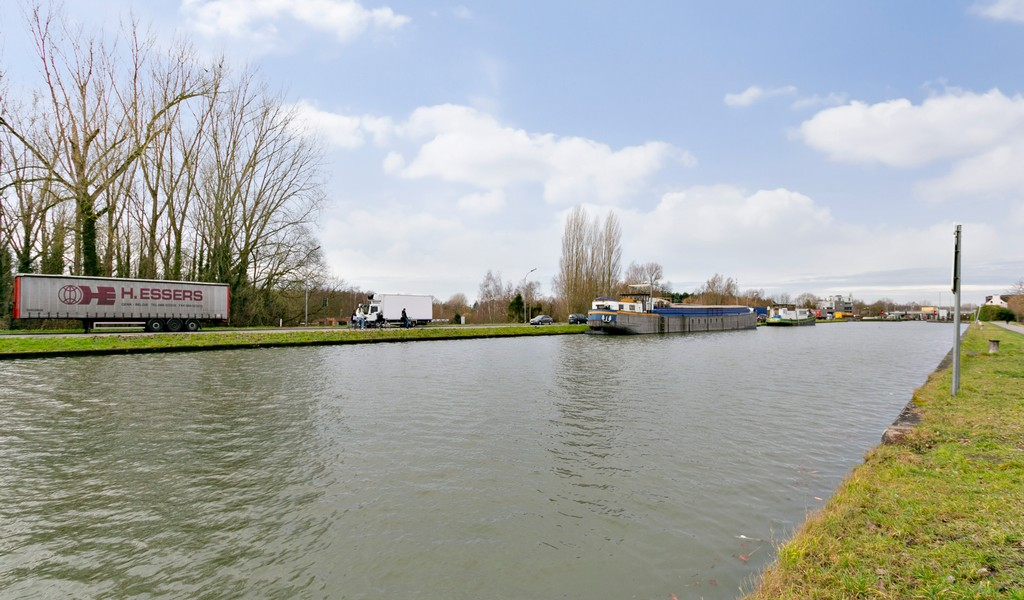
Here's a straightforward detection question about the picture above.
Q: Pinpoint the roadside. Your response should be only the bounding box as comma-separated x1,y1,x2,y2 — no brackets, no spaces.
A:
990,319,1024,335
0,324,587,360
745,323,1024,598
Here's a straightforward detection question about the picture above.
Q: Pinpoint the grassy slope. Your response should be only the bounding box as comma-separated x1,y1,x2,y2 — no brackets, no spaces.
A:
747,324,1024,599
0,325,586,358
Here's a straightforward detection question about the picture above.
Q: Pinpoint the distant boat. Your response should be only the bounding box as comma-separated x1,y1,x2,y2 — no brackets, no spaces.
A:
764,305,816,327
586,286,757,335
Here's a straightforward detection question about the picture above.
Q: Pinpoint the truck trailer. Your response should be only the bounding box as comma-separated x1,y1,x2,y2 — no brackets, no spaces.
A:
13,273,230,333
359,293,433,326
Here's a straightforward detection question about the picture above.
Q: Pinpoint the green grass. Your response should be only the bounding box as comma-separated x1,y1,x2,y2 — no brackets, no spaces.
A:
746,324,1024,599
0,324,587,358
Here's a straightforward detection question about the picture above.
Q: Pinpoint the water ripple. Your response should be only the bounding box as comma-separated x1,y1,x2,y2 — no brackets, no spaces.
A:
0,323,955,599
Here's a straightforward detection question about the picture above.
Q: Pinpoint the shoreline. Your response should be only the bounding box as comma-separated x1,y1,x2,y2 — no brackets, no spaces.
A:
745,322,1024,597
0,325,587,360
879,327,963,444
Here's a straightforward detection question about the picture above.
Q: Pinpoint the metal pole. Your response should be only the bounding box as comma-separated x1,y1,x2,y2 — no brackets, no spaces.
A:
952,224,962,396
522,267,536,323
304,283,309,327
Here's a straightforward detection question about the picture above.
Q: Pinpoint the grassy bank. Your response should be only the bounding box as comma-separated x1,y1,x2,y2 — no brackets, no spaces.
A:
0,324,586,359
747,324,1024,599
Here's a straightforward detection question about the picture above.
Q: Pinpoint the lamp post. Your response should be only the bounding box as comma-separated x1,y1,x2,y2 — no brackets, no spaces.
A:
302,245,321,327
522,267,536,324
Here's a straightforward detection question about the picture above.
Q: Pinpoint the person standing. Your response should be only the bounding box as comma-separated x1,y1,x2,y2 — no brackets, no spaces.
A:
401,308,409,329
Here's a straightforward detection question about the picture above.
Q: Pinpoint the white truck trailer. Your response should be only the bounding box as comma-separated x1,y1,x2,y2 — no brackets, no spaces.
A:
359,293,433,326
13,273,230,333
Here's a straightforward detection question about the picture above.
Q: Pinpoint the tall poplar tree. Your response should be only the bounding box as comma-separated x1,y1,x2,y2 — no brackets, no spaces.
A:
555,206,623,312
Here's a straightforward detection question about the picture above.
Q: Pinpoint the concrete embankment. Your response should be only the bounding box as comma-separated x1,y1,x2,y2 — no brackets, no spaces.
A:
746,322,1024,598
0,325,587,360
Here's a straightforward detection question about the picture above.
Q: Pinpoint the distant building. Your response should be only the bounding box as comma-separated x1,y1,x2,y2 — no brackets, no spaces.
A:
920,306,949,320
817,294,854,317
985,294,1023,311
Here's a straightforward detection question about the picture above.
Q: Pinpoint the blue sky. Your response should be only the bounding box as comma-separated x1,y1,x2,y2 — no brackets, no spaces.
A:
3,0,1023,306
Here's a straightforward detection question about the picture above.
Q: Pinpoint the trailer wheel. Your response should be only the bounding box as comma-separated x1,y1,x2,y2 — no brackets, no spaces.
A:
184,319,201,332
166,318,184,332
146,319,165,333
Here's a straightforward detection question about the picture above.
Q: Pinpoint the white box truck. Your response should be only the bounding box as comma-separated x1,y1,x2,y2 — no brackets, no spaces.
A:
359,293,433,327
13,273,230,333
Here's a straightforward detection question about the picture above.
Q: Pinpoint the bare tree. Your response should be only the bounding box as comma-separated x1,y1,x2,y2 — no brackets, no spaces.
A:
624,261,664,291
1008,279,1024,322
435,292,469,323
554,206,592,312
0,5,209,277
593,210,622,298
1,110,62,273
692,272,738,304
794,292,818,308
188,65,324,323
476,270,512,323
739,288,768,307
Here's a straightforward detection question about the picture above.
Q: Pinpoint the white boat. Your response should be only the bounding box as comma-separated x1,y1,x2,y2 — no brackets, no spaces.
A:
764,305,816,327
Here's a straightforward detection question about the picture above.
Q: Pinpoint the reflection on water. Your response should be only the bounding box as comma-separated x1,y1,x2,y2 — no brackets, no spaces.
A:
0,323,956,598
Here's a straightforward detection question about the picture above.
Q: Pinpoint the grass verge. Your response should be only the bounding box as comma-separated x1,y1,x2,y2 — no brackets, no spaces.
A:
746,323,1024,599
0,324,587,359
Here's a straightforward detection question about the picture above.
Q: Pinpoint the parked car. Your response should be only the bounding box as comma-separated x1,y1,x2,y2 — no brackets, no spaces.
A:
529,314,554,325
568,313,587,324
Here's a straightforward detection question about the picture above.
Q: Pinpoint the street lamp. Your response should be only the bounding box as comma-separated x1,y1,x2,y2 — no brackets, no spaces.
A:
302,245,322,326
522,267,536,324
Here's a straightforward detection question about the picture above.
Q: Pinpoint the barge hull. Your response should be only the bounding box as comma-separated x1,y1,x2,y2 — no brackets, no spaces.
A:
588,311,757,334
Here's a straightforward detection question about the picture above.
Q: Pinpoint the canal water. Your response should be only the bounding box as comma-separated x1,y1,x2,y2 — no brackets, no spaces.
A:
0,322,955,599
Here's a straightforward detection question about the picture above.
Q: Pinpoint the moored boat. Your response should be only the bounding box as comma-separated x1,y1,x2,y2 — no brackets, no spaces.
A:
764,305,816,326
587,287,757,335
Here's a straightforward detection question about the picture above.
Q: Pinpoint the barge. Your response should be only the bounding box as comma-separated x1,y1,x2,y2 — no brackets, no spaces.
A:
586,288,757,335
764,305,816,326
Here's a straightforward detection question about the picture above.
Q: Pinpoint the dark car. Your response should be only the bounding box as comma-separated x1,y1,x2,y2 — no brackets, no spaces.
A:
529,314,554,325
568,313,587,324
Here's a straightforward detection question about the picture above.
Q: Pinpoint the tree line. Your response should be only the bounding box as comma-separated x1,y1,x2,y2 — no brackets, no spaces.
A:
1,5,324,327
3,5,1018,330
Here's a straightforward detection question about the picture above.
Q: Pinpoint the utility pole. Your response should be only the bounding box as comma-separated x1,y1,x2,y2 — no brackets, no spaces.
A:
521,267,536,323
952,224,962,396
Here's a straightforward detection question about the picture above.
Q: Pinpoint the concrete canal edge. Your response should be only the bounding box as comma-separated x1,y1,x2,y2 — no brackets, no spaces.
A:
0,328,588,361
880,327,962,445
745,323,1024,598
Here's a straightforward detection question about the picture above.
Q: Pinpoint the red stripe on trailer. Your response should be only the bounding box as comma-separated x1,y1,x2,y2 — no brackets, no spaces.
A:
12,275,22,319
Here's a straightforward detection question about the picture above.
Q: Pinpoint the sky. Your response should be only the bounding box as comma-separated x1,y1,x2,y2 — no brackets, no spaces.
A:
3,0,1023,307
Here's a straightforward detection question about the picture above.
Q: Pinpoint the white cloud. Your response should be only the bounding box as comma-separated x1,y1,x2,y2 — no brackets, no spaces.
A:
394,104,679,205
628,185,832,251
289,101,397,148
724,85,797,107
286,102,681,204
917,142,1024,201
791,92,848,110
1011,201,1024,227
382,151,405,174
798,89,1024,168
615,185,1006,302
289,101,367,148
321,205,560,302
457,190,505,213
180,0,409,47
970,0,1024,22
